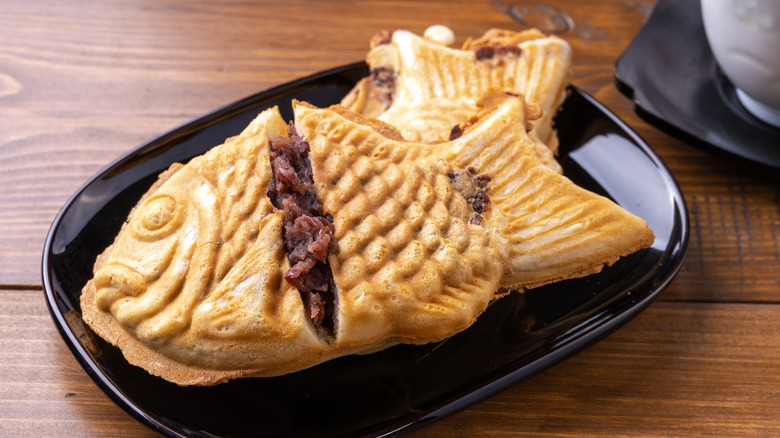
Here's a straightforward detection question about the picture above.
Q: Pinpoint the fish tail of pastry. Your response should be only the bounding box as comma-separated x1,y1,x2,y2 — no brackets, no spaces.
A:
437,92,654,290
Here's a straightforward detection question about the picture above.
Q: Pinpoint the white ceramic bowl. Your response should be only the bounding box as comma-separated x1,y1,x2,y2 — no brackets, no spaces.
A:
701,0,780,127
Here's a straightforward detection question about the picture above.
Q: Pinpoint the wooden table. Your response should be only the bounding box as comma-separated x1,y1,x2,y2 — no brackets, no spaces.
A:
2,0,779,436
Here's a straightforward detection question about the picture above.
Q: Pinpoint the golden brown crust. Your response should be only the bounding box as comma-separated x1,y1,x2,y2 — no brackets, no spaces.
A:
341,27,572,164
299,93,654,294
294,99,405,141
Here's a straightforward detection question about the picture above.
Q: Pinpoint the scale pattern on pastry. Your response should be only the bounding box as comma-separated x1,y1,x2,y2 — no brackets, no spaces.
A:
297,93,654,336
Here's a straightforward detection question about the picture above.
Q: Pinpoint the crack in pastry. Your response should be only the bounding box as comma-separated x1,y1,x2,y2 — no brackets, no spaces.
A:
268,122,338,336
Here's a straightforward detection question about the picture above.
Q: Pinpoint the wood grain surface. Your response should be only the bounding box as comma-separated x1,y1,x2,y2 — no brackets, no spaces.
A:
1,0,779,436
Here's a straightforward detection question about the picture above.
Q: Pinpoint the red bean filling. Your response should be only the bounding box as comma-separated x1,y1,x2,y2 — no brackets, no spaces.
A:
373,29,397,46
269,123,338,332
474,45,523,61
370,66,396,107
449,124,463,141
447,167,491,225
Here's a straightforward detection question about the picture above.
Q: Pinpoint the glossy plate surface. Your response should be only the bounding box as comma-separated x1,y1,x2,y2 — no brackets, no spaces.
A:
43,62,688,438
615,0,780,176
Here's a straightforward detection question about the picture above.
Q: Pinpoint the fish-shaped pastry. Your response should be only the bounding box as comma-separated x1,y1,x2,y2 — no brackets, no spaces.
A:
340,27,572,172
80,92,653,386
80,111,335,384
299,92,654,296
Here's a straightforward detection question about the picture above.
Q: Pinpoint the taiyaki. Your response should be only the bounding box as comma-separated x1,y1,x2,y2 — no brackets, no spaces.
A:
80,92,653,386
80,110,332,384
340,27,572,171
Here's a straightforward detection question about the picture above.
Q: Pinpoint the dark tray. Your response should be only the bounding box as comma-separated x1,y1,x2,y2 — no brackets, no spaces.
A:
615,0,780,176
43,62,688,438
